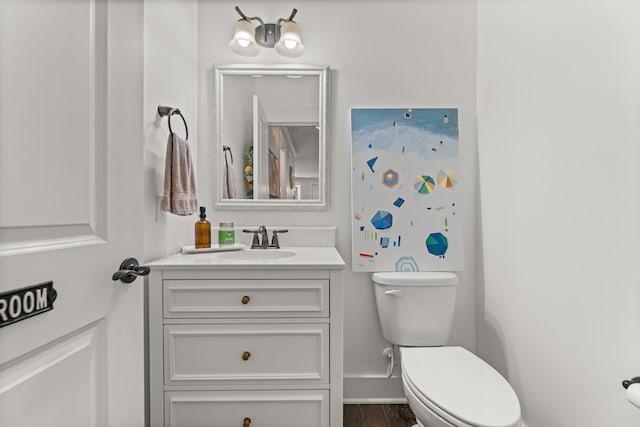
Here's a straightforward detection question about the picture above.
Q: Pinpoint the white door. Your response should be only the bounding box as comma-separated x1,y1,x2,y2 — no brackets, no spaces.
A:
0,1,144,426
253,95,270,199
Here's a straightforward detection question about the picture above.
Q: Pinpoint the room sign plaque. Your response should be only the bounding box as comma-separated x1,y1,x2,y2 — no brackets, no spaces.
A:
0,281,57,328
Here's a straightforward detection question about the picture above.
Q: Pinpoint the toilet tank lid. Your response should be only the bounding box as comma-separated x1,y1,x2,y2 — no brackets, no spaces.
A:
372,272,458,286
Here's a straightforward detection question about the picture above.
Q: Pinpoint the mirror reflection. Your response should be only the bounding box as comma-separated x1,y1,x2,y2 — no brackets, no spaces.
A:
265,125,319,200
214,65,329,209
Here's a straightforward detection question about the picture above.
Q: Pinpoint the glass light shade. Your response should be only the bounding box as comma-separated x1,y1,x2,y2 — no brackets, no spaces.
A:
274,21,304,57
228,20,259,56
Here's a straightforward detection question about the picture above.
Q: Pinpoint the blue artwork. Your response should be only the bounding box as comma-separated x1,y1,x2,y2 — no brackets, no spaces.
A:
367,157,378,172
351,108,459,159
371,210,393,230
382,169,399,188
395,256,419,272
426,232,449,257
351,108,464,272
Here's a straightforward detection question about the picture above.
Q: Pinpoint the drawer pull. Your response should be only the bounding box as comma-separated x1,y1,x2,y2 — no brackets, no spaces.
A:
243,417,251,427
242,351,251,361
241,295,251,305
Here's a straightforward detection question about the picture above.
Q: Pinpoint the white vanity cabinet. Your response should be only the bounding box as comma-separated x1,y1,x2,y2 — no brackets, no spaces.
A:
147,250,344,427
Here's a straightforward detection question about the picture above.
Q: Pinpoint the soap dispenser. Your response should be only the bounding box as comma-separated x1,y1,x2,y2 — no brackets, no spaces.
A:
195,206,211,249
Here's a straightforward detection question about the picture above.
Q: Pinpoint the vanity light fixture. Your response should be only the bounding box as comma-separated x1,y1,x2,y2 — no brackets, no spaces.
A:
228,6,305,57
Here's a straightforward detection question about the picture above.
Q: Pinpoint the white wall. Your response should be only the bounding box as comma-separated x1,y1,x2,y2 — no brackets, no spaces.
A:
136,0,640,417
222,77,254,199
143,0,199,262
197,0,478,400
477,1,640,425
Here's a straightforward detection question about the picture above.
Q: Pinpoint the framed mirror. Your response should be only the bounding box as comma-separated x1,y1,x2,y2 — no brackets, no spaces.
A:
213,64,330,209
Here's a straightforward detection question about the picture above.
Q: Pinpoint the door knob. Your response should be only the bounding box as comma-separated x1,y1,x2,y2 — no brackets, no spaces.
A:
112,258,150,283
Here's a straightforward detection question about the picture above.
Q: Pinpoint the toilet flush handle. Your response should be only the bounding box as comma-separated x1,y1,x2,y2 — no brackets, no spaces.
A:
384,289,402,297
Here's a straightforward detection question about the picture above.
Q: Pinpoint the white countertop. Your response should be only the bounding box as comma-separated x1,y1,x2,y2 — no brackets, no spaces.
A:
147,246,346,270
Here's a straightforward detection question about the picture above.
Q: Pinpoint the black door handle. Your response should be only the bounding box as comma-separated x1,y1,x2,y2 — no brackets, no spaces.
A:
112,258,150,284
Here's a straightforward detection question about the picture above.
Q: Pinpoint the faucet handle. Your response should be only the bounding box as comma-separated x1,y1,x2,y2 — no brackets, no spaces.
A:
242,229,261,249
257,225,269,248
270,229,288,249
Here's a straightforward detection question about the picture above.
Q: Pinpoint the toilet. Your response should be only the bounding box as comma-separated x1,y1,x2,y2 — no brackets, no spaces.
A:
373,272,521,427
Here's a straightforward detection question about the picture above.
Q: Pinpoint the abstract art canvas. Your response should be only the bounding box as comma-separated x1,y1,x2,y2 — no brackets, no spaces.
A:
350,108,464,272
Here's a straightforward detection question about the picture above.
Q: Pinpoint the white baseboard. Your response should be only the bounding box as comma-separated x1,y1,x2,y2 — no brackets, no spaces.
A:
343,375,407,404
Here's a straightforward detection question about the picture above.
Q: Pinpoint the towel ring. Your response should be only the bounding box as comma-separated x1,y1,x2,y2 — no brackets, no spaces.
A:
157,105,189,140
223,145,234,164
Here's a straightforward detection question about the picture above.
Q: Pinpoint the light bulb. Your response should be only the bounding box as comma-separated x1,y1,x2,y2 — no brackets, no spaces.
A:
274,20,304,57
228,19,259,56
283,39,297,50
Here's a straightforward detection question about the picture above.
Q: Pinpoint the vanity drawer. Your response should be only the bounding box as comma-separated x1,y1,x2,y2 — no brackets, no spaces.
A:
163,279,329,318
164,323,329,385
165,390,329,427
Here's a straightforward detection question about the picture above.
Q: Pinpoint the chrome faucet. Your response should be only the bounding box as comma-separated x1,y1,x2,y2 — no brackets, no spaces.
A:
242,226,288,249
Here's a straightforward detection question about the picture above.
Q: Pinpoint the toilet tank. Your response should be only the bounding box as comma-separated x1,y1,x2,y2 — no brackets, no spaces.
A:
373,272,457,346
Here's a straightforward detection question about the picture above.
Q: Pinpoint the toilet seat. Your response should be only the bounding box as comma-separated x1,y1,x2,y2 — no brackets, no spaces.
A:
400,346,520,427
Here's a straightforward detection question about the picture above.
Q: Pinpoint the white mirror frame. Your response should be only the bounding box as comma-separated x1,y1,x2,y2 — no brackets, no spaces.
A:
213,64,330,210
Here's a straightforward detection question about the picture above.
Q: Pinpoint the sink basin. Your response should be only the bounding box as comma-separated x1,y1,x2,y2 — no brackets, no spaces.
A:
215,249,296,261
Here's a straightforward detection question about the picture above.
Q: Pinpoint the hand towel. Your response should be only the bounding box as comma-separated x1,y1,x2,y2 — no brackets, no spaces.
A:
223,148,238,199
160,133,198,215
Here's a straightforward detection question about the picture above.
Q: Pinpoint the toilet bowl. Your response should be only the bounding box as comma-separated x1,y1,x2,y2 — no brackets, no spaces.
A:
372,272,521,427
401,346,520,427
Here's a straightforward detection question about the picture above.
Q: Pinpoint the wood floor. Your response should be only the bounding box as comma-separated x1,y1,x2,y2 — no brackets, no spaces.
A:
343,404,417,427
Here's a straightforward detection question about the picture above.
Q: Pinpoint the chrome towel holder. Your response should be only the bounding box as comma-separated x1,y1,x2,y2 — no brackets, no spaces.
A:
157,105,189,140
